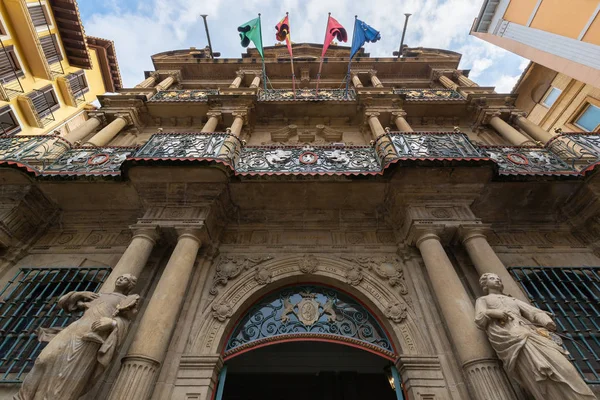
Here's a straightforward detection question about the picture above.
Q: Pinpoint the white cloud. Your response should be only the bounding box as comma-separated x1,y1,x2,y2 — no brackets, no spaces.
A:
81,0,528,91
493,74,521,93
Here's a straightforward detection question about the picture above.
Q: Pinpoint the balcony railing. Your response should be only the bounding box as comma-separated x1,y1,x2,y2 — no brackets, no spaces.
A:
393,88,464,101
546,133,600,170
43,146,137,176
258,89,356,102
148,89,219,102
0,132,597,177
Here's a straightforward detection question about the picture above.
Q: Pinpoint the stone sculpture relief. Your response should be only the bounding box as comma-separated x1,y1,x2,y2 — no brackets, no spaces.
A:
209,255,273,295
341,256,408,295
475,273,597,400
15,274,140,400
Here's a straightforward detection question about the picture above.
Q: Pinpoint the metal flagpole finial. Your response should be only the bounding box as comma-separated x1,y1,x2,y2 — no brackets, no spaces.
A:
286,11,289,16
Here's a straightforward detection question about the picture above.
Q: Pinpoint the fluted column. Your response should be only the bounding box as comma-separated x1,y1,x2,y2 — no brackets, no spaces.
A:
391,111,413,132
249,75,261,89
513,115,553,144
100,226,159,292
229,71,245,88
351,73,363,88
229,111,246,136
156,75,175,91
82,116,129,147
454,71,478,87
201,111,222,132
435,72,459,91
366,111,396,163
459,226,528,302
415,231,517,400
218,111,246,160
368,70,383,88
63,116,102,144
135,73,158,88
107,229,202,400
488,115,533,146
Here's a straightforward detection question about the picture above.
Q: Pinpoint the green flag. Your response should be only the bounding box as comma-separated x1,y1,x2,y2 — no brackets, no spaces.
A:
238,17,264,59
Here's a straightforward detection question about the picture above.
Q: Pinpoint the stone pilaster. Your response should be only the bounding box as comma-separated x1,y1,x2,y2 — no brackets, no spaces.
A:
463,359,517,400
109,355,160,400
171,355,224,400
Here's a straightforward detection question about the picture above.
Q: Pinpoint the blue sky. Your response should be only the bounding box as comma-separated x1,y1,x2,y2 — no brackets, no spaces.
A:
77,0,528,92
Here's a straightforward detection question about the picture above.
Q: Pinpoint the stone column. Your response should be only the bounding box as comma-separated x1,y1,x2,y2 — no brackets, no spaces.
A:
454,71,478,87
488,115,533,146
201,111,222,132
435,72,459,91
107,229,202,400
229,71,245,88
368,70,383,88
391,111,413,132
513,115,553,144
415,231,517,400
366,112,384,139
156,75,176,91
249,75,261,89
63,116,102,144
351,73,363,88
218,111,246,160
366,111,396,163
82,116,129,147
229,111,246,136
100,226,159,292
135,73,158,88
459,226,528,302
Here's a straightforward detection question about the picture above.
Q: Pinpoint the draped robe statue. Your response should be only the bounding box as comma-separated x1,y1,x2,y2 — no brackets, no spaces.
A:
15,274,140,400
475,273,597,400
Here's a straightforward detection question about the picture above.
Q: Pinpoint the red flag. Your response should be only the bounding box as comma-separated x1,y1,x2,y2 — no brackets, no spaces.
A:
321,15,347,57
276,15,293,58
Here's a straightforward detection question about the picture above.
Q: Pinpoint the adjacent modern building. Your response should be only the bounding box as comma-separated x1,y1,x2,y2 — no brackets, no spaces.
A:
0,0,121,138
0,37,599,400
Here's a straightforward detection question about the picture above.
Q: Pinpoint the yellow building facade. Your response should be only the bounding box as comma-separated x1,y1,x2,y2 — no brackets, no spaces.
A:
0,0,121,137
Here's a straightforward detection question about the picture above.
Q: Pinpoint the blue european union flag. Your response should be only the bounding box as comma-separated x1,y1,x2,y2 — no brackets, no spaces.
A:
349,18,381,60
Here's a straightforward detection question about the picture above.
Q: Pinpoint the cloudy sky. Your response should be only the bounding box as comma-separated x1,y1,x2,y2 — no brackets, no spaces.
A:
77,0,528,92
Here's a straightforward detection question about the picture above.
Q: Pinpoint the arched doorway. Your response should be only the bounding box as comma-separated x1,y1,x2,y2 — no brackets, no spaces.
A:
213,284,406,400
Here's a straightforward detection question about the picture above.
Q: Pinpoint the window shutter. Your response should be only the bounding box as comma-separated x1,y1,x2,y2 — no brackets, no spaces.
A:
28,5,48,27
28,86,57,116
40,35,62,64
0,48,18,82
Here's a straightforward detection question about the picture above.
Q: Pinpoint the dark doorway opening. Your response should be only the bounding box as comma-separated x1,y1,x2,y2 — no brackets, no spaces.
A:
222,341,398,400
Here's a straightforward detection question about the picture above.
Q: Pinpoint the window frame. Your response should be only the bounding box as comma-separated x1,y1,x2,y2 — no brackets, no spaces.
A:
574,103,600,132
0,45,24,84
39,34,63,65
67,69,89,96
0,105,21,136
541,86,562,108
26,2,53,31
28,84,60,118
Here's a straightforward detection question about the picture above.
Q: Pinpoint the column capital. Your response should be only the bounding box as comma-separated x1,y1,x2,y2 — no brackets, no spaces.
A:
87,112,107,126
114,113,133,126
175,227,203,245
368,69,378,77
235,70,246,78
509,111,528,123
456,223,492,244
482,111,502,125
365,111,381,119
148,71,160,79
206,110,223,120
129,225,161,244
452,70,463,79
391,110,407,121
231,110,248,123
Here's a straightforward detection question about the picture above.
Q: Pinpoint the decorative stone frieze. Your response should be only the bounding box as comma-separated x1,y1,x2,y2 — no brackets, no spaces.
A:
298,254,318,274
209,255,273,295
211,301,233,322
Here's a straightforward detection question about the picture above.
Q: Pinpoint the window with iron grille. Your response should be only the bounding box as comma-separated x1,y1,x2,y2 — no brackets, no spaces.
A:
39,34,62,64
67,70,89,96
28,5,48,27
0,105,20,136
509,266,600,384
0,45,23,84
0,267,110,382
27,85,59,118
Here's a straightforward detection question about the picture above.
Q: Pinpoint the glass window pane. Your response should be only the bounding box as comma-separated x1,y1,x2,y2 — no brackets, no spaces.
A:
542,87,561,107
576,104,600,131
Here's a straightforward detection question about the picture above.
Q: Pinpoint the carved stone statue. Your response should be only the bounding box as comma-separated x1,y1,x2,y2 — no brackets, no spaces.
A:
15,274,140,400
475,273,597,400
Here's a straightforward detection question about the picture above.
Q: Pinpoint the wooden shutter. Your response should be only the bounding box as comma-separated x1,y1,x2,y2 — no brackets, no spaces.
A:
39,35,62,64
28,85,58,116
67,70,88,94
0,105,20,136
0,46,21,83
28,5,48,27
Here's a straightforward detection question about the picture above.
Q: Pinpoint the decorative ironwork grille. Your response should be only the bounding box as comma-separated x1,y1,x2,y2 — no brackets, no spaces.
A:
258,89,356,102
0,135,69,171
508,267,600,383
148,89,219,102
0,267,110,382
44,146,135,176
389,132,484,159
547,133,600,170
225,285,394,357
393,88,464,101
133,133,230,161
481,146,575,175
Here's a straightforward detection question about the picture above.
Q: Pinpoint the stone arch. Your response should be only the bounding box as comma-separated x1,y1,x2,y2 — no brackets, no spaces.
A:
188,254,434,356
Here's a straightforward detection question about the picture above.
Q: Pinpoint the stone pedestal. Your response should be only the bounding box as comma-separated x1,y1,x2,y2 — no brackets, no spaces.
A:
415,231,518,400
63,116,101,144
83,116,128,147
107,229,202,400
489,116,533,146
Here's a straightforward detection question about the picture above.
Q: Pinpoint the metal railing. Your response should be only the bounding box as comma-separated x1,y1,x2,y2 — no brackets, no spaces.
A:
148,89,219,102
509,266,600,384
0,267,110,382
546,132,600,170
393,88,464,101
0,38,24,101
258,88,356,101
0,135,70,171
481,145,576,175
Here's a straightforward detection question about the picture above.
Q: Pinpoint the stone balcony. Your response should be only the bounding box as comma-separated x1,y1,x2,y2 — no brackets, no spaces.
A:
0,132,596,178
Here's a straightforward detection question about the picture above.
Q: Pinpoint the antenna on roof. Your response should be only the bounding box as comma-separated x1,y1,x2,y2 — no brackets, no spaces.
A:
395,13,412,58
200,14,215,58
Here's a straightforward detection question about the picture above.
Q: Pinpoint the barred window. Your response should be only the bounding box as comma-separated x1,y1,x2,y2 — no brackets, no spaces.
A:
509,266,600,384
39,34,62,64
0,267,110,382
27,85,59,117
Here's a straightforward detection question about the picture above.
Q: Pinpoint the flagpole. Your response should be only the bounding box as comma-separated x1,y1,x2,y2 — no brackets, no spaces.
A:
346,15,357,99
258,13,267,93
287,12,296,99
316,12,331,94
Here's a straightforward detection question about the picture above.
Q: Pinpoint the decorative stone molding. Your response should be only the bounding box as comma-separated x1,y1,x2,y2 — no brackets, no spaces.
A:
270,125,297,142
254,264,272,285
108,355,160,400
341,256,408,295
463,359,517,400
344,264,363,285
231,110,249,124
298,254,318,274
385,301,408,322
209,255,273,295
396,356,452,399
211,301,233,322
